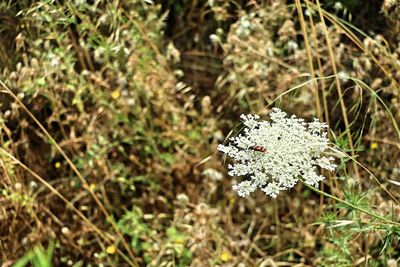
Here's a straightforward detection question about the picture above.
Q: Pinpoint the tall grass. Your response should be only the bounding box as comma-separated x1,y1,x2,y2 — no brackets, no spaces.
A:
1,0,400,266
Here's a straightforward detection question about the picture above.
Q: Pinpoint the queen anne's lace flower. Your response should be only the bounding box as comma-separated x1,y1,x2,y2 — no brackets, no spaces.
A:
218,108,336,198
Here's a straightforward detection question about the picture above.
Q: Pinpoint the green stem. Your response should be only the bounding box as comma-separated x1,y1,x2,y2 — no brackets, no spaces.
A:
301,180,400,226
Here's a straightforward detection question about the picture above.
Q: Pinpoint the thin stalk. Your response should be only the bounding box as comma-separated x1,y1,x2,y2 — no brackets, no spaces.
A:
0,80,138,266
314,0,361,184
305,1,400,91
301,180,400,226
304,0,329,126
0,148,136,266
305,0,335,208
295,0,322,120
328,145,400,206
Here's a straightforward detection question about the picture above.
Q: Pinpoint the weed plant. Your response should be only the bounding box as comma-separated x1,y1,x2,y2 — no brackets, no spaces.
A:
0,0,399,266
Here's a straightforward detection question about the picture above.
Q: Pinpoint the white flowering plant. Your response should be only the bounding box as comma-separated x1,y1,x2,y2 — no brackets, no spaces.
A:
218,108,336,198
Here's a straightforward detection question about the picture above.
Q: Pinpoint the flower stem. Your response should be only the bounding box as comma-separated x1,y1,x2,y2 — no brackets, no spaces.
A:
301,180,400,226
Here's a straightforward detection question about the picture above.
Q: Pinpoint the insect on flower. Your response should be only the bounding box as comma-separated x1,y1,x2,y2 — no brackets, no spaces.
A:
217,109,336,198
250,145,267,153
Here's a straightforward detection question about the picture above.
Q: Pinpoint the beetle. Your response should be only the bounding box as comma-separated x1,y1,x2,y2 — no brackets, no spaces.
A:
250,145,267,153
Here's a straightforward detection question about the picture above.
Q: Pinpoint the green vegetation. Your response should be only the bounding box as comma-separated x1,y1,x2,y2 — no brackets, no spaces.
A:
1,0,400,266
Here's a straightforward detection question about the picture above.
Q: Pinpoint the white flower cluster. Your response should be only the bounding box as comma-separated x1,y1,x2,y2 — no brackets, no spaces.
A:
218,108,336,198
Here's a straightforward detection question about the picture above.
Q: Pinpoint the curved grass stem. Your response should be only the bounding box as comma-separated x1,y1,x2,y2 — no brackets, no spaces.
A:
301,180,400,227
0,80,138,266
